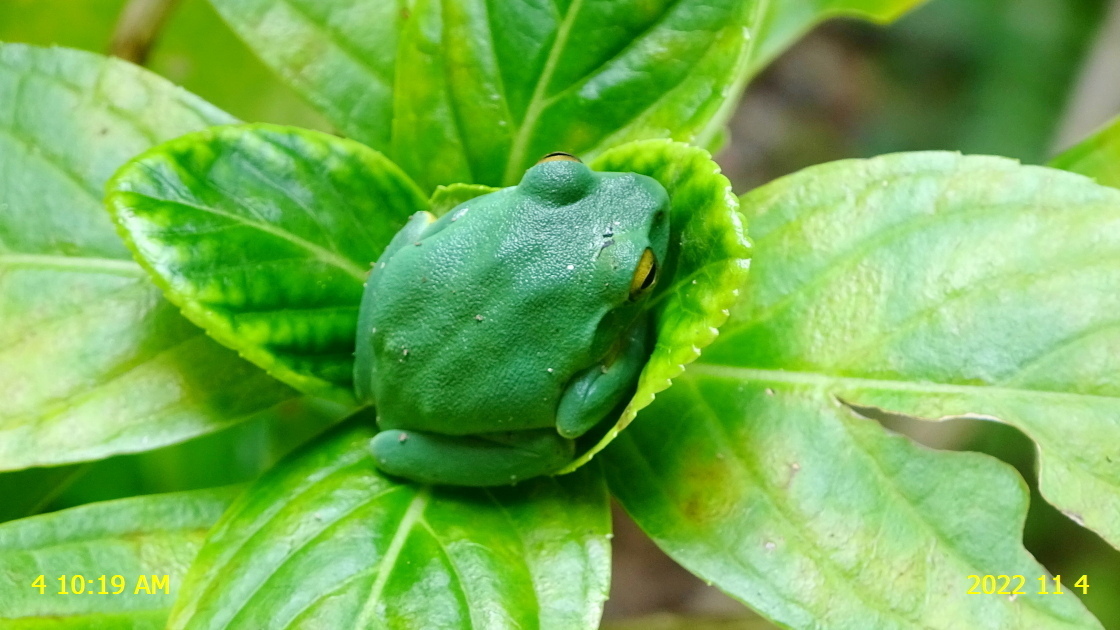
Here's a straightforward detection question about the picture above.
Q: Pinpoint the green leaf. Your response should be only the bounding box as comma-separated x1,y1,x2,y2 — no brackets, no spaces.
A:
607,381,1102,630
559,140,750,472
207,0,930,191
724,152,1120,547
205,0,754,190
1052,115,1120,189
0,486,240,628
0,43,302,471
609,152,1120,628
106,123,428,402
45,397,347,511
203,0,407,155
168,419,611,629
748,0,930,73
427,182,500,217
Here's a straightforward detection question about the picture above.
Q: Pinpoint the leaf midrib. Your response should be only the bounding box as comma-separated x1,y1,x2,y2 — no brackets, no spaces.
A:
0,525,214,554
689,363,1120,406
354,487,431,627
0,608,172,623
676,370,1105,627
690,364,1120,487
688,379,934,627
121,193,368,282
0,253,143,277
501,0,584,184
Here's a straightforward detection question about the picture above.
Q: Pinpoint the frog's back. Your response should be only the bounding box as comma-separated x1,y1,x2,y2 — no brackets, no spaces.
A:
357,163,668,435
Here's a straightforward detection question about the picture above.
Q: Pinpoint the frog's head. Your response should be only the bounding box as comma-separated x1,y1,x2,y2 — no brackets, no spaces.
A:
519,152,671,354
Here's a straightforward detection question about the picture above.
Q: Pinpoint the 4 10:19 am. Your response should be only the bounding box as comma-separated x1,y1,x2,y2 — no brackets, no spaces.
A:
31,574,170,595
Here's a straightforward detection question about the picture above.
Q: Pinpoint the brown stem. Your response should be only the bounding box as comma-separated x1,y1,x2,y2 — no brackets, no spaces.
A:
108,0,183,65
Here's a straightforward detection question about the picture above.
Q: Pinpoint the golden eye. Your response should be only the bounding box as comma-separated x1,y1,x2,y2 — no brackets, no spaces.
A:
536,151,582,164
629,248,658,299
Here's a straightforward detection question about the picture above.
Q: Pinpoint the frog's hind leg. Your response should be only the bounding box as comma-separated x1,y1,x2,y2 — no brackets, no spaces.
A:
556,317,650,439
369,428,575,486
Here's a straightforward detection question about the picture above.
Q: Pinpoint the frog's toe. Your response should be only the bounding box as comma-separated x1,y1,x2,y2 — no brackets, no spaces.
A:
369,429,575,487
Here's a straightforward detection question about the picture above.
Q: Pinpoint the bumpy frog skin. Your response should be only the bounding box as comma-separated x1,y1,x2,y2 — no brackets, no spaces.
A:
354,154,670,486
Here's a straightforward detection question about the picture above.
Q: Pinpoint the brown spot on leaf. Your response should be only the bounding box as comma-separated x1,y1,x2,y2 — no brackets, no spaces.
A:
677,457,739,525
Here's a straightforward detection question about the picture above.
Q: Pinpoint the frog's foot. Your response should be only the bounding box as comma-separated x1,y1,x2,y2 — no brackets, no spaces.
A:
369,428,575,487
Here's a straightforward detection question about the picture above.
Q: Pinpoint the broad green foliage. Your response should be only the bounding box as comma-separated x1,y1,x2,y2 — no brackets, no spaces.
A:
204,0,406,158
608,152,1120,628
168,420,611,629
204,0,928,191
722,153,1120,547
0,44,301,471
106,124,428,402
6,1,1100,628
0,487,239,628
207,0,754,191
607,380,1101,630
0,0,126,53
31,396,347,515
564,140,750,471
1052,115,1120,189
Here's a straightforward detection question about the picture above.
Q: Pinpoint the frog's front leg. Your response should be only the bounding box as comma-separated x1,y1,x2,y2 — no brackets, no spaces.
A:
369,428,575,486
556,317,650,439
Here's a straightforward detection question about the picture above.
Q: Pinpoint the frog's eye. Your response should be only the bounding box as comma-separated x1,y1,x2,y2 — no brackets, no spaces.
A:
629,248,658,299
536,152,582,164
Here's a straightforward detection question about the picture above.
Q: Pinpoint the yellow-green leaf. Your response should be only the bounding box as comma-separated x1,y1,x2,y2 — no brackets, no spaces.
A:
106,124,428,403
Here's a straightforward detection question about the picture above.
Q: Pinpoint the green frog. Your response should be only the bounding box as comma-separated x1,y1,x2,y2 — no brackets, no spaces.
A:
354,153,669,486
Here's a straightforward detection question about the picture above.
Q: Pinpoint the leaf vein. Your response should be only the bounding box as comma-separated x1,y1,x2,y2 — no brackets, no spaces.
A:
121,192,367,281
502,0,583,183
685,379,930,628
355,487,431,627
226,485,408,627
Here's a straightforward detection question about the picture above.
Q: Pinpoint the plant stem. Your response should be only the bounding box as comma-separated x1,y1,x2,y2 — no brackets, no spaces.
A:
108,0,183,65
